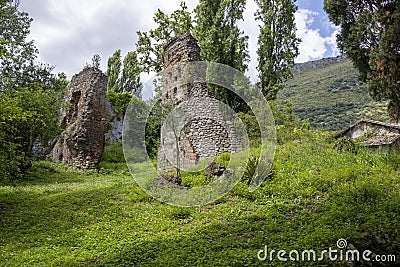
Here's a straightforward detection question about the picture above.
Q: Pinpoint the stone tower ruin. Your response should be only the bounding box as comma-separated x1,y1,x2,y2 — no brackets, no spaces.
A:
157,34,241,172
51,67,115,170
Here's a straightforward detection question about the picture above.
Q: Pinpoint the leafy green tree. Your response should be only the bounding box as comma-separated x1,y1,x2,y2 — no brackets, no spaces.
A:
106,50,142,116
0,0,6,57
106,49,121,92
121,51,142,96
0,71,67,176
255,0,300,100
194,0,249,107
0,35,8,57
136,2,193,73
106,49,142,96
324,0,400,122
194,0,248,71
0,0,67,177
0,0,38,91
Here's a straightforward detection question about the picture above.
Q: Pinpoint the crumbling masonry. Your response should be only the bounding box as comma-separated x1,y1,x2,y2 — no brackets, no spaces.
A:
51,67,115,169
157,34,241,172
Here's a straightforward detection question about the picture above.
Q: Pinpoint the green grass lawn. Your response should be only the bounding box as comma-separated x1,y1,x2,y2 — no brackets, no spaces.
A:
1,132,400,266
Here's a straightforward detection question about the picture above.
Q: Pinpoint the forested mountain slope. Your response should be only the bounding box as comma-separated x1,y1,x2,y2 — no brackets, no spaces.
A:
279,57,389,131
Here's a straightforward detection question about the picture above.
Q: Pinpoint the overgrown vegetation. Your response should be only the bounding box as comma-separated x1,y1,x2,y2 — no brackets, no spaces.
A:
0,0,67,180
1,130,399,266
106,91,133,113
2,1,400,266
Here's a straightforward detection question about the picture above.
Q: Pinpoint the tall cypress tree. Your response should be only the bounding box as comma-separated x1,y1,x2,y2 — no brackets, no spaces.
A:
255,0,300,100
121,51,142,97
194,0,249,110
106,49,121,92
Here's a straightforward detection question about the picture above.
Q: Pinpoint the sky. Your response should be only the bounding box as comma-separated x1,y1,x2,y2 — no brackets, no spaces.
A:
19,0,340,99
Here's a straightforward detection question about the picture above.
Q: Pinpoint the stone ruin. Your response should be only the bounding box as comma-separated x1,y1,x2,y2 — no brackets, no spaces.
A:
51,67,115,170
157,33,242,172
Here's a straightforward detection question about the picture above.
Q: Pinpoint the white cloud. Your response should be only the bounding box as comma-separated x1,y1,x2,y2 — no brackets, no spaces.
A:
20,0,198,79
295,9,334,63
325,27,340,56
19,1,339,98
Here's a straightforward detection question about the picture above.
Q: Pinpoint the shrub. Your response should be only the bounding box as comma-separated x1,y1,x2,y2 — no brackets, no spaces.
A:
102,142,125,163
180,172,212,187
237,111,261,147
334,137,358,153
0,131,23,181
106,91,133,113
145,98,162,160
242,156,273,186
214,152,231,166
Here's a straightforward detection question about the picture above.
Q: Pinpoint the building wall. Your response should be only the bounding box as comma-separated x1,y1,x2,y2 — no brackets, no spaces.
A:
345,121,400,139
157,34,242,172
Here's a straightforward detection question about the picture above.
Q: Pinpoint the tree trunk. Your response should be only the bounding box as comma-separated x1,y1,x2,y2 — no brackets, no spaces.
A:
388,96,400,123
22,131,34,170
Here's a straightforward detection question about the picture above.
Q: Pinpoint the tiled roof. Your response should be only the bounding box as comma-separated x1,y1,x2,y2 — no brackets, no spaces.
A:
335,119,400,138
361,134,400,146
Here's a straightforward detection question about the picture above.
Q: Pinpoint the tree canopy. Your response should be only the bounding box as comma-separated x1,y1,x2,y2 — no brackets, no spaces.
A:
255,0,300,100
194,0,249,73
194,0,249,110
136,2,193,73
0,0,67,178
324,0,400,121
106,49,142,96
121,51,142,97
107,49,121,93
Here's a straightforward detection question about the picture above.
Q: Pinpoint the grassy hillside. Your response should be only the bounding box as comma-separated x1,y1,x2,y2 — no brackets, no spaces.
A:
1,132,399,266
279,57,389,131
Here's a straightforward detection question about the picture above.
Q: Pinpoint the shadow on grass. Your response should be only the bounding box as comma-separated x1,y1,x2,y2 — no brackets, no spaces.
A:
0,161,88,187
1,168,399,267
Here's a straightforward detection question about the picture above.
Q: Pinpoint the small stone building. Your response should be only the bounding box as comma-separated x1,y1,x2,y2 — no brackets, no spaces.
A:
51,67,115,169
157,34,242,172
335,119,400,152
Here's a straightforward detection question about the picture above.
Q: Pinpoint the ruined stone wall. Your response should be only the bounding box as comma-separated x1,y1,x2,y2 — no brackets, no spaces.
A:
161,34,208,108
157,34,242,172
51,67,115,169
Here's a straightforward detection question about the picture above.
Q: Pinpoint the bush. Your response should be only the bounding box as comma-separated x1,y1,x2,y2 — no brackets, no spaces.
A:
237,112,261,148
238,100,310,146
106,91,133,113
334,137,358,153
145,98,162,159
242,155,273,186
1,88,62,179
102,142,125,163
180,172,212,187
214,152,231,167
0,131,23,181
270,100,313,144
